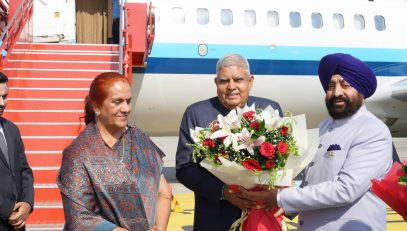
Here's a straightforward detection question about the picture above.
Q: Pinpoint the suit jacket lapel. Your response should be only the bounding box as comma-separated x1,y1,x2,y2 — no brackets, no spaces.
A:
0,143,9,168
0,119,14,171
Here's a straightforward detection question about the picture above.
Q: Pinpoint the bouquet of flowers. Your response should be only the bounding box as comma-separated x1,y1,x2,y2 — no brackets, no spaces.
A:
371,160,407,221
190,104,319,231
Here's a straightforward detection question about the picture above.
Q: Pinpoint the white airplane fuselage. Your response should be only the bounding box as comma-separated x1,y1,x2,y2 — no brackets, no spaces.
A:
31,0,407,137
128,0,407,137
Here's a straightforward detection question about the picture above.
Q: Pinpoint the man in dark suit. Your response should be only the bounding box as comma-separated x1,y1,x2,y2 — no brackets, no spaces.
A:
0,72,34,230
176,54,282,231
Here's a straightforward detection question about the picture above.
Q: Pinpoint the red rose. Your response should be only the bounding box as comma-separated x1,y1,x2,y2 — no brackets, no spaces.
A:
277,141,288,154
259,142,275,158
265,160,275,169
203,138,216,149
242,111,255,122
211,121,220,131
280,126,288,136
250,121,260,130
242,159,262,171
219,136,227,143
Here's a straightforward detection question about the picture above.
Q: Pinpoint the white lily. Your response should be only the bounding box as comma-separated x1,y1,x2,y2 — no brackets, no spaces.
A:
210,112,241,151
257,105,281,131
224,109,241,130
237,128,266,155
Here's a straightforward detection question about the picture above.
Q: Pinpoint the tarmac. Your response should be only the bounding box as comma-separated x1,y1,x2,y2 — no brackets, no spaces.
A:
158,137,407,231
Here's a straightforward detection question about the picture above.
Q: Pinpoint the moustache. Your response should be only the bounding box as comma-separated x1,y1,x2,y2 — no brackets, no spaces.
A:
327,96,350,106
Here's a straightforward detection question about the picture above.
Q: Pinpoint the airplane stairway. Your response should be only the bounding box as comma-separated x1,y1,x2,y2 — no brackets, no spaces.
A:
1,42,120,230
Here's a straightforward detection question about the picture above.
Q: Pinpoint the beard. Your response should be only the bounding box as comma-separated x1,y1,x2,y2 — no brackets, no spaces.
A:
326,94,364,120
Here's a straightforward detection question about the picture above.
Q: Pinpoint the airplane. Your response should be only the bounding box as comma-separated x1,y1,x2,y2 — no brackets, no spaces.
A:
25,0,407,139
128,0,407,138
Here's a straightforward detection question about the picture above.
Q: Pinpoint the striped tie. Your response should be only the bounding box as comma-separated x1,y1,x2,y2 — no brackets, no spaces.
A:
0,131,8,165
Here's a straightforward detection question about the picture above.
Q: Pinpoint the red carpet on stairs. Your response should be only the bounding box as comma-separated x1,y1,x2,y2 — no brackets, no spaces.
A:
2,42,120,229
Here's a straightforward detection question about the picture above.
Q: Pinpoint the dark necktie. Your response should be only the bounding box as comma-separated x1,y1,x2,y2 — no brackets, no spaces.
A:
0,131,9,165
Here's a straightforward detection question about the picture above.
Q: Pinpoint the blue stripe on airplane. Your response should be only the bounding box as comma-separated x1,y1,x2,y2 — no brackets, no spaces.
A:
149,43,407,62
137,57,407,76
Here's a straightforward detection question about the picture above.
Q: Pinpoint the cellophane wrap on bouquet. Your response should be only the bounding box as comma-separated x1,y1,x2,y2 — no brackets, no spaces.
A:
371,161,407,221
190,104,319,231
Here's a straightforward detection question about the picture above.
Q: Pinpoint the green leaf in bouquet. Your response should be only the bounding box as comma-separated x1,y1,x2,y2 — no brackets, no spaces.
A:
399,176,407,186
259,120,266,134
402,164,407,175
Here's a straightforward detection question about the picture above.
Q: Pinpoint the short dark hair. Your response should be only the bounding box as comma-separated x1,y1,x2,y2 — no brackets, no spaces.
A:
0,72,8,84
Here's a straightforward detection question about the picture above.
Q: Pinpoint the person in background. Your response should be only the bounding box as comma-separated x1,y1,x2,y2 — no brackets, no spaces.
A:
57,72,172,231
176,54,283,231
0,72,34,230
241,53,393,231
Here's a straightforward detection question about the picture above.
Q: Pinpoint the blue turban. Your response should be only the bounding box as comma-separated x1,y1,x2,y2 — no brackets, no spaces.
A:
318,53,377,98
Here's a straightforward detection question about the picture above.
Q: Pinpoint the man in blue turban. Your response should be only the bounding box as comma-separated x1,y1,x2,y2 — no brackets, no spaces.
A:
319,53,376,119
240,53,394,231
319,53,377,98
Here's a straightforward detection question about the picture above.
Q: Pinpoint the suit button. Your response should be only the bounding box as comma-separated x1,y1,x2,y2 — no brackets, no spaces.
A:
318,144,322,148
328,127,333,132
309,162,314,167
299,220,304,226
303,181,309,186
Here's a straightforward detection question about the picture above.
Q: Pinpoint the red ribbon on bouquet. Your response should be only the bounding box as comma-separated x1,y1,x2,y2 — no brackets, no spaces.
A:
242,207,283,231
229,185,284,231
371,161,407,221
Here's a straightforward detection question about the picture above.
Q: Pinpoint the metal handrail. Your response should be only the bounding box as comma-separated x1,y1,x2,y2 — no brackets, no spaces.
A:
0,0,34,68
119,0,131,78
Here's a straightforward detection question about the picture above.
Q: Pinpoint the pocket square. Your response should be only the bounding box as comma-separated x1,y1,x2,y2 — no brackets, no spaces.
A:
327,144,341,151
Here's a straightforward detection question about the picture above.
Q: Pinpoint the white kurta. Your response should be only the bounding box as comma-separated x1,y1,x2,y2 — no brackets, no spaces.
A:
279,105,392,231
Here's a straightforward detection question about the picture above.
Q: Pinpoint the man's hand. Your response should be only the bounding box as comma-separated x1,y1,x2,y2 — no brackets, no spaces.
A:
223,185,257,211
8,202,31,230
239,185,278,211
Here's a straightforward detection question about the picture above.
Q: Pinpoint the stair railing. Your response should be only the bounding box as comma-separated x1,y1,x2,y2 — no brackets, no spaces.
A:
119,1,155,82
119,0,134,82
0,0,33,69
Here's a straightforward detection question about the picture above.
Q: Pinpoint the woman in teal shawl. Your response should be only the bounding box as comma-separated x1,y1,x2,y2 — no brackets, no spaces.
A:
57,72,172,231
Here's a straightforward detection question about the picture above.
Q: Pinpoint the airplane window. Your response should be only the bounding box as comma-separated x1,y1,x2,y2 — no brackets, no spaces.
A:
244,10,256,27
267,11,279,27
311,12,323,29
221,9,233,25
197,8,209,25
333,13,344,29
289,12,301,28
172,7,185,24
354,14,365,30
374,15,386,31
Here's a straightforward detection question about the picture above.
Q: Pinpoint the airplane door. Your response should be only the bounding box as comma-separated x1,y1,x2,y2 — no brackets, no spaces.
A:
75,0,113,44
